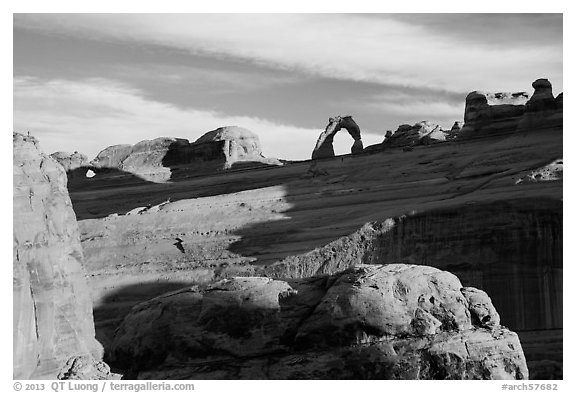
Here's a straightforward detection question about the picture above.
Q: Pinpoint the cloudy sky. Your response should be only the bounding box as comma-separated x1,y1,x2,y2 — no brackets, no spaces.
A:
13,13,563,160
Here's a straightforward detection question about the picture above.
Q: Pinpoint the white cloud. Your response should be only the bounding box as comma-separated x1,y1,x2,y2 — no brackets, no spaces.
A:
13,77,382,160
14,14,562,93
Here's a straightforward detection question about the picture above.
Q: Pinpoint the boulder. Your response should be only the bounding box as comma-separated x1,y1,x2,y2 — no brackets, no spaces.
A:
193,126,280,169
383,121,449,148
13,133,116,379
110,264,528,380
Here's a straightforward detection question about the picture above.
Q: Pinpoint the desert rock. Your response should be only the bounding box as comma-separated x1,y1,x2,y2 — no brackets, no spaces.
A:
110,264,528,380
13,133,115,379
525,79,556,113
50,151,89,172
458,91,526,139
89,127,281,182
459,78,562,138
383,121,449,147
312,116,363,159
516,158,563,184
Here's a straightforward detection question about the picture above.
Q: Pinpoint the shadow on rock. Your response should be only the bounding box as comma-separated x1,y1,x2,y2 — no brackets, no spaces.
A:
92,280,194,372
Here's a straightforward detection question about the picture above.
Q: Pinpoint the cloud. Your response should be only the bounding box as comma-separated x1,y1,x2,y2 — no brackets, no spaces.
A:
354,91,465,128
13,77,383,160
14,14,562,93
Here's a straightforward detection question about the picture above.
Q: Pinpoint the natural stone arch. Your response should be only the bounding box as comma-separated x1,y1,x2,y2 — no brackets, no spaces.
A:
311,116,363,159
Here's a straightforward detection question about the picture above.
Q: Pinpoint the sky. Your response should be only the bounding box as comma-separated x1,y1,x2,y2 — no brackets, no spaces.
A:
13,13,563,160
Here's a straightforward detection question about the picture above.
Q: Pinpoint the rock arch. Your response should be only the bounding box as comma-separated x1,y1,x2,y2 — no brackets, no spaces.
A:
311,116,363,159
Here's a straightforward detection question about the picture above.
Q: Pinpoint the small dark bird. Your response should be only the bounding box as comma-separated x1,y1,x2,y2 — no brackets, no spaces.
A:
173,238,185,254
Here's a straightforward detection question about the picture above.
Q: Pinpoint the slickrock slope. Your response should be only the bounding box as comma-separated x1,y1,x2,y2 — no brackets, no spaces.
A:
109,265,528,379
68,79,561,379
88,127,281,183
13,133,116,380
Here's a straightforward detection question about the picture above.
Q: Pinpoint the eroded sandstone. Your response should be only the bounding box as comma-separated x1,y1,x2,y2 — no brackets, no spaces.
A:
383,121,452,148
88,127,281,182
13,133,117,380
459,79,562,139
312,116,363,159
109,265,528,380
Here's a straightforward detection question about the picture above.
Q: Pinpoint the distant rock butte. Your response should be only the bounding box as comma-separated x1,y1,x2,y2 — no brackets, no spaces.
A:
459,78,562,139
13,133,118,380
312,116,363,159
110,264,528,380
90,126,281,181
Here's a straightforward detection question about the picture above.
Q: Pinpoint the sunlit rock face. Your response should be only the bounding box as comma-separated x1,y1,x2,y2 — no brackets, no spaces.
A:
87,127,281,182
383,121,451,148
50,151,89,173
110,265,528,380
13,133,114,379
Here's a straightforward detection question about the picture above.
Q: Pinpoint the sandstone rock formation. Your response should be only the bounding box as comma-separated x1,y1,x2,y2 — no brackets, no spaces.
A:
383,121,450,148
448,121,463,139
192,126,281,169
90,127,281,182
264,198,562,333
90,144,133,169
459,79,562,139
312,116,363,159
110,264,528,380
13,133,116,379
517,79,563,130
525,79,556,113
90,137,188,182
50,151,89,172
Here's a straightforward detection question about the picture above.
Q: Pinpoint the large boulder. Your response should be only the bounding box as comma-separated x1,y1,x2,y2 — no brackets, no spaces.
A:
383,121,449,148
192,126,280,169
109,264,528,380
13,133,116,379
